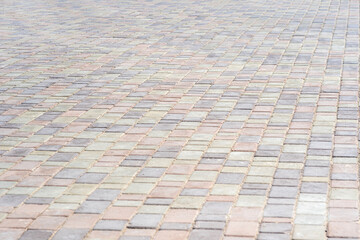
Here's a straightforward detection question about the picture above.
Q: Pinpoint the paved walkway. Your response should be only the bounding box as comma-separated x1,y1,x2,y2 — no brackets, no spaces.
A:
0,0,359,239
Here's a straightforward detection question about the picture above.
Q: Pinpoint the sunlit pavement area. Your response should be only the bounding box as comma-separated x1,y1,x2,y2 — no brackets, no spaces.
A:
0,0,359,239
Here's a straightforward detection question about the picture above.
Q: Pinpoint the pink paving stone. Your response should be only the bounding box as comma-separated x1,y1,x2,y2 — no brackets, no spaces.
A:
154,230,189,240
29,216,66,230
62,214,100,228
8,205,48,219
150,187,182,198
226,221,259,237
0,219,33,229
163,209,198,223
230,207,263,221
103,207,137,220
328,222,360,238
86,230,122,240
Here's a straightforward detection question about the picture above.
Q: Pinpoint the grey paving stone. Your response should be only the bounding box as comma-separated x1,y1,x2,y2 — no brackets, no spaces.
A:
194,221,226,230
216,173,244,184
19,230,52,240
260,223,292,233
128,214,162,229
0,194,27,207
37,145,62,151
54,168,86,179
269,186,298,198
25,197,53,205
239,189,267,195
331,173,357,181
273,179,299,187
48,153,78,162
303,167,329,177
274,169,301,179
160,222,192,230
189,229,223,240
333,148,358,157
68,138,92,147
145,198,173,205
4,148,33,157
36,128,60,135
196,214,226,222
264,204,294,218
200,202,232,215
75,200,111,214
0,230,23,240
257,233,291,240
88,189,121,201
301,182,328,194
309,142,332,149
52,229,88,240
76,173,107,184
94,220,127,231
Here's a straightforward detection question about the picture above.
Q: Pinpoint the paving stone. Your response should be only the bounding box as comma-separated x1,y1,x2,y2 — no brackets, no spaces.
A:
195,221,226,230
0,194,28,207
129,214,162,229
48,153,78,162
119,237,151,240
189,229,223,240
160,222,192,230
200,202,232,215
76,173,107,184
181,188,209,196
93,220,127,231
25,197,53,205
52,229,88,240
88,189,121,201
75,201,111,214
301,182,328,194
137,168,166,178
54,168,86,179
216,173,244,184
264,205,294,218
19,230,52,240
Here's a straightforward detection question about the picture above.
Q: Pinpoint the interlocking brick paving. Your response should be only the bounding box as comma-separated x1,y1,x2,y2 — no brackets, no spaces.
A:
0,0,359,239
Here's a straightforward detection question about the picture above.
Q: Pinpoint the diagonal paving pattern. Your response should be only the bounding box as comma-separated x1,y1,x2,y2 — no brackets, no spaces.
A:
0,0,359,239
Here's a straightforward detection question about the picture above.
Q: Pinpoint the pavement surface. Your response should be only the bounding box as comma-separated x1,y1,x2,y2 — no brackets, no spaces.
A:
0,0,359,239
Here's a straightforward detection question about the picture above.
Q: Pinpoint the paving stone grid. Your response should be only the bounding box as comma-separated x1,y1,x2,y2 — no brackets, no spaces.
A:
0,0,359,239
